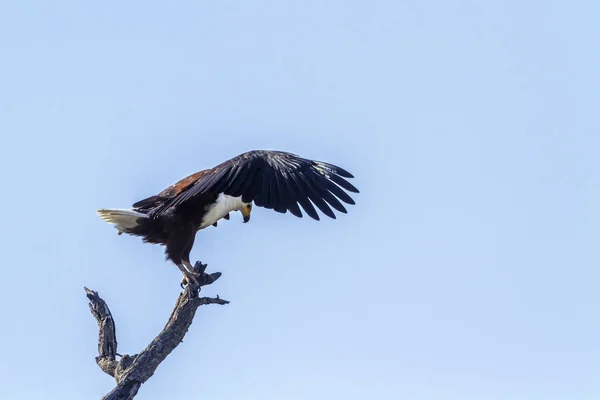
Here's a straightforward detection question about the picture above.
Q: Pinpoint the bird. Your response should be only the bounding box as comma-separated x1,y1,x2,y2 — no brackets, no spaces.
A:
97,149,359,287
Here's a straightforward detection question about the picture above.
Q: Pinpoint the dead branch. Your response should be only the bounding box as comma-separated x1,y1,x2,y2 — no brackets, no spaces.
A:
85,262,229,400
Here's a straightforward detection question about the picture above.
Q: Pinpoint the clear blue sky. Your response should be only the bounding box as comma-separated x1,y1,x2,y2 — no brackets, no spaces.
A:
0,1,598,399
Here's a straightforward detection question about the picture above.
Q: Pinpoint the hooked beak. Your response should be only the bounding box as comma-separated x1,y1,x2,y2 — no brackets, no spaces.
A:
241,208,251,223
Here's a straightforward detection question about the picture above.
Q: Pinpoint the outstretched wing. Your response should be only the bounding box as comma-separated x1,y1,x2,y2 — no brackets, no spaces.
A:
148,150,359,220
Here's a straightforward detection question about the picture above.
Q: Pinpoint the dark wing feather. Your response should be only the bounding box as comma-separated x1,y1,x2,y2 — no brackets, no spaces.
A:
297,170,336,219
148,150,359,220
286,173,320,220
241,168,261,204
307,172,347,214
329,173,359,193
224,165,250,196
321,178,356,205
314,161,354,178
132,195,165,211
271,170,289,213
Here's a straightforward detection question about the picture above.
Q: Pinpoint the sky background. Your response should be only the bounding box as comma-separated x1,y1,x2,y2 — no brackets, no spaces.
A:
0,1,599,399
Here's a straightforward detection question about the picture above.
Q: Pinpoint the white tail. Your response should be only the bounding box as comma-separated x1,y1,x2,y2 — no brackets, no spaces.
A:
97,208,147,232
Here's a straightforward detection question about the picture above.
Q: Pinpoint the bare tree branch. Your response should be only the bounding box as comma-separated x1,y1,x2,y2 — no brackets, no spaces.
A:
85,262,229,400
85,286,119,377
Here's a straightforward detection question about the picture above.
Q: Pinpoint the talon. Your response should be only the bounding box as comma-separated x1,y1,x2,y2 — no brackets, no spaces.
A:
177,263,201,288
184,271,200,287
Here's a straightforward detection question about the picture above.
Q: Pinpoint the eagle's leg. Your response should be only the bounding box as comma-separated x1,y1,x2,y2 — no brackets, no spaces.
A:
180,230,201,287
166,223,201,287
183,260,197,273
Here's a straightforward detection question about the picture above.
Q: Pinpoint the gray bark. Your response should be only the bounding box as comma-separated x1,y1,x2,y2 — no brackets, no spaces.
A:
85,262,229,400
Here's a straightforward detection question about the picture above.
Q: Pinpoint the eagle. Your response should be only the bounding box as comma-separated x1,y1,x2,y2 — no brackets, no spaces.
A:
97,150,359,286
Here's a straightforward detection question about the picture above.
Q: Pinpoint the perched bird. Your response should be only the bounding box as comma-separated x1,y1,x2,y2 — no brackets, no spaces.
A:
97,150,359,286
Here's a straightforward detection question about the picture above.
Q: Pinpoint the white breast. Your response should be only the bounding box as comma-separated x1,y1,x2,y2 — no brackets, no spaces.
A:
200,193,245,229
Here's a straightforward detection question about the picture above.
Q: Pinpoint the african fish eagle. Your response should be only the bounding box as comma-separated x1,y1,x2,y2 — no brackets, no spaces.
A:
97,150,359,286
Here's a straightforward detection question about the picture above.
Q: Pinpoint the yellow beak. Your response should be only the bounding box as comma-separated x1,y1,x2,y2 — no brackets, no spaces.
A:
241,207,251,223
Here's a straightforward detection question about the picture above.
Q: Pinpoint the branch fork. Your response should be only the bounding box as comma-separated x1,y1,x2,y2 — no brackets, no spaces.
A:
85,262,228,400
